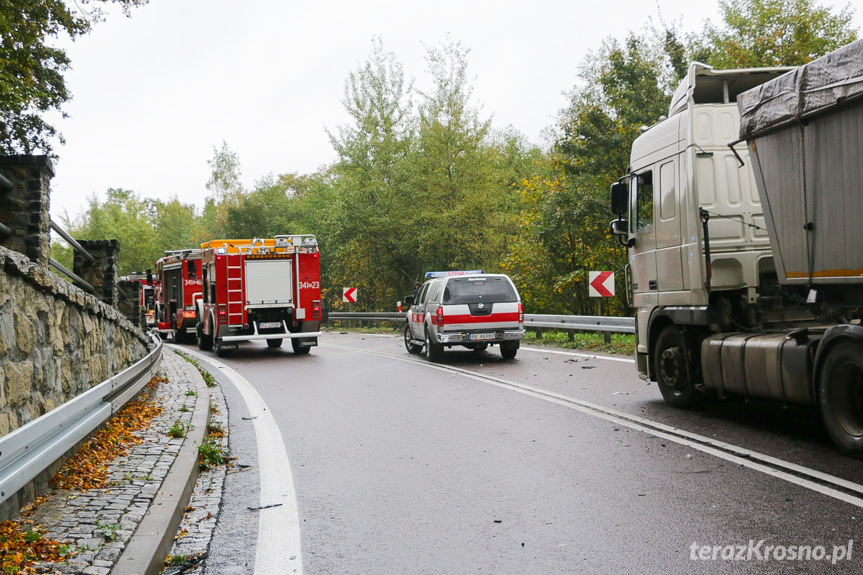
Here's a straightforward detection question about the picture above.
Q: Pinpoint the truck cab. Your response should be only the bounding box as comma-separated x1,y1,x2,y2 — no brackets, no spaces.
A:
611,62,790,384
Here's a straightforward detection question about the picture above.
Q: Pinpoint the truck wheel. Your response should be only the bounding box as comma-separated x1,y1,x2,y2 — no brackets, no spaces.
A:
819,341,863,458
171,314,182,344
424,328,443,362
267,338,283,349
500,340,519,359
291,338,311,355
404,324,422,354
197,323,213,351
654,325,700,408
215,343,232,357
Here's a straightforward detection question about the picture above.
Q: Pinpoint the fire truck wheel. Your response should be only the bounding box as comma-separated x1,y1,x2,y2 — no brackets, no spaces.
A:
500,340,518,359
291,338,311,355
654,325,701,408
266,339,283,349
215,343,232,357
404,324,422,354
197,323,213,351
424,328,443,362
819,340,863,458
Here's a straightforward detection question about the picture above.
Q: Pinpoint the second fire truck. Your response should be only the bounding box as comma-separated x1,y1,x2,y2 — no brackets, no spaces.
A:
155,249,203,343
196,235,323,356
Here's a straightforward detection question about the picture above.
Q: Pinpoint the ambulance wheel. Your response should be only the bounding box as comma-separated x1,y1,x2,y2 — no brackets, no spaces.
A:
292,338,311,355
404,324,422,354
266,338,283,349
424,328,443,362
197,323,213,351
500,340,519,359
654,325,700,408
819,340,863,458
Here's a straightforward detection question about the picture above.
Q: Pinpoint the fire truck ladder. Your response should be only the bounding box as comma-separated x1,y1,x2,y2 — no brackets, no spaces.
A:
226,259,245,325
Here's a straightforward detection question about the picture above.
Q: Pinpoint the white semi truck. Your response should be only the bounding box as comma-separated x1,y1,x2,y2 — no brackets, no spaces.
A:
610,40,863,456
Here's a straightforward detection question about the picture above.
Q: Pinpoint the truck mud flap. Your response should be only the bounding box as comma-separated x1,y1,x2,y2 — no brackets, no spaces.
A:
294,337,318,348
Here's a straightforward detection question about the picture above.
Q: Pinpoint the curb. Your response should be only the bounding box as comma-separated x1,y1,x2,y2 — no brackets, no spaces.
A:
110,348,210,575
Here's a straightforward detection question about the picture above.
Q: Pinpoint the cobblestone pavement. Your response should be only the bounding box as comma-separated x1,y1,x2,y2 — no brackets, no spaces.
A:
22,348,229,575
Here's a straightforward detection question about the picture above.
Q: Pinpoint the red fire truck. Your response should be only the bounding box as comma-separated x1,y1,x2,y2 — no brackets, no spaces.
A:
122,271,158,328
195,235,323,356
155,249,203,343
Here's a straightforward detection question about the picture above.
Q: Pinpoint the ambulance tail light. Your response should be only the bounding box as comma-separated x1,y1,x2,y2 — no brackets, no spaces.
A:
435,306,444,327
312,300,322,320
518,302,524,324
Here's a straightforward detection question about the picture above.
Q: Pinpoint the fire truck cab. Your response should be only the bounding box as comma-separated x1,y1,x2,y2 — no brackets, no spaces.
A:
196,235,323,356
155,249,203,343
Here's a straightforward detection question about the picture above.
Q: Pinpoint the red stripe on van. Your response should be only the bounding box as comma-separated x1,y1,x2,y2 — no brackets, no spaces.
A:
445,312,520,324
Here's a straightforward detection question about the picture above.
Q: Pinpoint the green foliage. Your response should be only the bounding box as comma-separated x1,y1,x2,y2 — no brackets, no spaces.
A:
697,0,857,67
505,32,668,315
197,438,227,470
0,0,148,154
168,420,190,439
48,1,857,317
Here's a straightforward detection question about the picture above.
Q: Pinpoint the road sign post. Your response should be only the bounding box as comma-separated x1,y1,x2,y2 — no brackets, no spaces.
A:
589,271,614,343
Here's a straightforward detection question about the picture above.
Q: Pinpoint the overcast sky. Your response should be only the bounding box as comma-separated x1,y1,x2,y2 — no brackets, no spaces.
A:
46,0,860,222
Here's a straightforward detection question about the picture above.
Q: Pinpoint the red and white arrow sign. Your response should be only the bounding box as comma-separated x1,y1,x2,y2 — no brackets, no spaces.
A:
588,271,615,298
343,287,358,303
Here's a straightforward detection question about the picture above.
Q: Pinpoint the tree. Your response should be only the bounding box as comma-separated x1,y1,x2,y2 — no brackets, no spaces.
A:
194,141,244,241
326,38,417,310
413,40,519,274
0,0,148,154
505,33,670,315
697,0,857,67
70,188,160,275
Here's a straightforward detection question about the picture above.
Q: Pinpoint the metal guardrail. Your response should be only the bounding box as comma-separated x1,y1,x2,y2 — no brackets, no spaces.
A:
0,332,162,505
48,219,97,294
327,312,635,334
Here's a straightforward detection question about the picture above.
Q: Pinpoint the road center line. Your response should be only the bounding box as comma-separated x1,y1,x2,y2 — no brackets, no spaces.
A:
324,341,863,510
180,348,303,575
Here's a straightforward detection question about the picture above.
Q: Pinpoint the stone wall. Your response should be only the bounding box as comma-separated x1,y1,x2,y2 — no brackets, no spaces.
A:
0,246,152,517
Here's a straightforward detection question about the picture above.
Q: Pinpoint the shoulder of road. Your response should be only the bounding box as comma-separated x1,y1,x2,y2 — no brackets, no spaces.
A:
12,347,227,575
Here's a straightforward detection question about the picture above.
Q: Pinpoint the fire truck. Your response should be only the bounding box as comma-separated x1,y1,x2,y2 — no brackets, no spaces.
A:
195,235,323,356
122,271,158,328
155,249,203,343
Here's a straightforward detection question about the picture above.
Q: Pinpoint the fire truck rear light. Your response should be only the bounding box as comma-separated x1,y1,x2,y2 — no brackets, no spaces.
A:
518,302,524,323
436,306,444,327
312,300,321,320
218,305,227,318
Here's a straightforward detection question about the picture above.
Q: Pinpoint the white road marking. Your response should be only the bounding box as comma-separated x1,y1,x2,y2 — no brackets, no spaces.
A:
326,341,863,510
179,348,303,575
520,345,636,363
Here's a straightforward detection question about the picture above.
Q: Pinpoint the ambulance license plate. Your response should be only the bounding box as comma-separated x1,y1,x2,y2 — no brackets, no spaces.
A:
259,321,281,329
469,333,494,341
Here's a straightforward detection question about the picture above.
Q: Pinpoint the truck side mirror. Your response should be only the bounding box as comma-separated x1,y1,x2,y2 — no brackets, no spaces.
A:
610,218,634,247
610,182,628,216
404,295,414,306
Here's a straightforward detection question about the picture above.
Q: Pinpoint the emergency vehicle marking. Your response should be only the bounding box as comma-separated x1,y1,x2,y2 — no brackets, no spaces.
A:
443,312,521,325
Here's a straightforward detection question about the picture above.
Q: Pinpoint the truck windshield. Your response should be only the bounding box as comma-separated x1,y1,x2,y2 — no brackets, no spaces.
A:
443,277,517,304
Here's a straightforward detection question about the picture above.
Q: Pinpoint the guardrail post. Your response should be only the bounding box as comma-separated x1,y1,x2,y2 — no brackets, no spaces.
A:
74,240,121,307
0,155,54,267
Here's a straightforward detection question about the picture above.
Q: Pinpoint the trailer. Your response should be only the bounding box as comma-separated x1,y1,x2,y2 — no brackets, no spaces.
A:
196,235,323,356
609,40,863,456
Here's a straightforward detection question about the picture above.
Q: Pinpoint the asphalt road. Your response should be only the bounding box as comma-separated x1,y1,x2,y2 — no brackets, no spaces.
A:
185,332,863,574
